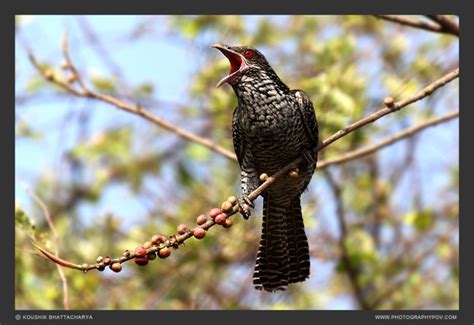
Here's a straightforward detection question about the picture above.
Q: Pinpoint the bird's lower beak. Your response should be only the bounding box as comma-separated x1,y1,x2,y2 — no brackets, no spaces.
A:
213,43,247,87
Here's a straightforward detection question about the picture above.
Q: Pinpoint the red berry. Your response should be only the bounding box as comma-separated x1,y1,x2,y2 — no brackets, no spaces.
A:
134,257,149,266
193,228,206,239
110,263,122,273
196,214,207,225
223,218,233,229
177,224,187,235
209,208,221,219
150,234,163,244
215,213,227,225
151,234,165,244
158,247,171,258
135,246,147,257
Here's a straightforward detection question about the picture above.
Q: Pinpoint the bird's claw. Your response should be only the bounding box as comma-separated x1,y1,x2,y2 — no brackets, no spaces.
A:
238,195,254,220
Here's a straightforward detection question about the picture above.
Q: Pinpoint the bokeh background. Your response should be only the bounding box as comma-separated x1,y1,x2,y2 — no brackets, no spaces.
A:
15,15,459,310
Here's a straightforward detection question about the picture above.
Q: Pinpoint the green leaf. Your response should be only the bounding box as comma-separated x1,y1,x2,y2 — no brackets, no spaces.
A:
179,19,199,38
177,162,194,187
404,210,433,232
90,75,115,93
436,243,451,259
186,143,210,162
15,203,36,238
25,76,48,93
16,121,43,140
344,228,377,266
331,88,355,113
134,82,154,97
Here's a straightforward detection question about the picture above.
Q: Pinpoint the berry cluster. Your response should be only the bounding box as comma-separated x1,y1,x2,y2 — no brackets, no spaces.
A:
89,196,239,273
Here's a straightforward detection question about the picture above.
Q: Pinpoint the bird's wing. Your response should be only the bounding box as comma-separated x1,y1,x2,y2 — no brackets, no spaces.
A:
291,89,319,148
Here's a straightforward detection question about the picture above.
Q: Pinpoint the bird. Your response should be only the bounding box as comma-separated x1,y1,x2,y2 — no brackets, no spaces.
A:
213,44,319,292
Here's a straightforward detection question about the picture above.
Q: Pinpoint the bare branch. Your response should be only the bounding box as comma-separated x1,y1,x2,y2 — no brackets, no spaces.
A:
76,16,133,98
426,15,459,36
375,15,459,36
28,41,237,161
375,15,457,36
324,169,369,309
318,110,459,168
248,68,459,202
34,199,242,272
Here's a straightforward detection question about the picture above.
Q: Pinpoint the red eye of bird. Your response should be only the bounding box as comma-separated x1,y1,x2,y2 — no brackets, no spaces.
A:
244,49,254,59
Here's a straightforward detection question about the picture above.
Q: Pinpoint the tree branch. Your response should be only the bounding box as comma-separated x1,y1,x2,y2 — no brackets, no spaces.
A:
426,15,459,36
34,198,243,272
319,68,459,153
324,169,369,309
375,15,459,36
27,33,237,161
317,110,459,168
27,34,459,167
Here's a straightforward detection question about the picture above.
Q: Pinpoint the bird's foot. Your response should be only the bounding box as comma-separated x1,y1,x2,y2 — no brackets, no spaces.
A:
237,195,254,220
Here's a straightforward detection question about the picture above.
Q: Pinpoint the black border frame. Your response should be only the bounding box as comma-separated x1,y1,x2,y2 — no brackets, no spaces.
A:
5,1,471,324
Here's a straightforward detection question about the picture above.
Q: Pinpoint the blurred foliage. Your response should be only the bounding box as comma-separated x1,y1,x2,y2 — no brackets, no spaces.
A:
15,15,458,310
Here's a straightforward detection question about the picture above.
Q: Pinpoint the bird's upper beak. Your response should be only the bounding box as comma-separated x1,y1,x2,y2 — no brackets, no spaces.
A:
212,43,248,87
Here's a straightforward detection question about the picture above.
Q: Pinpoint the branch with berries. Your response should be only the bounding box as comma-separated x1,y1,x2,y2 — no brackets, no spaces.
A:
34,197,239,273
28,34,459,275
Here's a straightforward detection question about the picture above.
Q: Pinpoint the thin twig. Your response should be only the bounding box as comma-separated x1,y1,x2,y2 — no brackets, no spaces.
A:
17,180,70,310
426,15,459,36
317,110,459,168
76,16,133,98
324,169,369,309
27,36,459,165
319,68,459,153
249,68,459,201
375,15,458,36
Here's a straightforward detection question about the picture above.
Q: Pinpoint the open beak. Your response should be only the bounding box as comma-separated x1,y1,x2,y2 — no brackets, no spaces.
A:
212,43,248,87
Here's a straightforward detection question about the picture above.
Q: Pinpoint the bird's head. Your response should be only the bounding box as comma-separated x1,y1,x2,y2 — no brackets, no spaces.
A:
213,44,272,87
